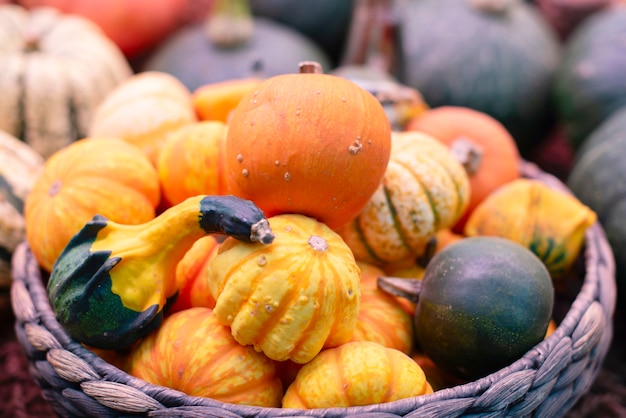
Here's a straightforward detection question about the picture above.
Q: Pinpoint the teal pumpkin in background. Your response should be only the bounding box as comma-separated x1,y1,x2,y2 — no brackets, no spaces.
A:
143,0,332,92
553,4,626,150
567,105,626,295
396,0,561,155
249,0,354,66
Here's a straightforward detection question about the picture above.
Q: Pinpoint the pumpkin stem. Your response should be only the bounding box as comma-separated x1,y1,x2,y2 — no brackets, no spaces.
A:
299,61,324,74
205,0,254,48
451,137,483,176
340,0,399,73
469,0,515,14
377,276,422,304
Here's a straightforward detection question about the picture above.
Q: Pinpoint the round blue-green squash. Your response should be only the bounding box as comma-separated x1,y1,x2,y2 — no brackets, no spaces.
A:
415,236,554,380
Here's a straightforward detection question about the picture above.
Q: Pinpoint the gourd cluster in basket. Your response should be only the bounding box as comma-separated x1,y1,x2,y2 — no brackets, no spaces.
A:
18,61,600,410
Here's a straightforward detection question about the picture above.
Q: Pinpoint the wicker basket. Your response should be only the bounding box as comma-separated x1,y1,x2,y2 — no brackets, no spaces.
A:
11,161,617,418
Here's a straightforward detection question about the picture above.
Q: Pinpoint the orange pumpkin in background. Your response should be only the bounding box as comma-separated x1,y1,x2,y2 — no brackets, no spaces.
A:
406,106,521,233
224,61,392,230
193,78,262,123
157,121,228,208
18,0,194,58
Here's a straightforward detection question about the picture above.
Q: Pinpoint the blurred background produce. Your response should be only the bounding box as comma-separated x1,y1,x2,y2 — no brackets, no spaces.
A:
2,0,626,416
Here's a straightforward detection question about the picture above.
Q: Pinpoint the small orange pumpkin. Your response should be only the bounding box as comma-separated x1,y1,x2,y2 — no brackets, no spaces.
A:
24,137,161,271
167,235,220,314
282,341,433,409
157,121,228,208
129,307,283,407
192,77,262,123
406,106,521,232
224,61,392,229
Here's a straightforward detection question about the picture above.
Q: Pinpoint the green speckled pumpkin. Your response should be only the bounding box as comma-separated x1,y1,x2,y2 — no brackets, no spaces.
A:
397,0,561,154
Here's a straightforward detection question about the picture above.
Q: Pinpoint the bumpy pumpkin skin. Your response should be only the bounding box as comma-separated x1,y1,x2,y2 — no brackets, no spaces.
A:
350,262,415,355
88,71,197,165
225,70,392,230
464,178,597,277
129,307,283,407
207,213,361,364
336,131,470,265
157,121,228,208
282,341,433,409
24,137,161,272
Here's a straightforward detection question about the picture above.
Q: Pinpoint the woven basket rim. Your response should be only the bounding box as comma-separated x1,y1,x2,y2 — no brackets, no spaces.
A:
10,160,618,417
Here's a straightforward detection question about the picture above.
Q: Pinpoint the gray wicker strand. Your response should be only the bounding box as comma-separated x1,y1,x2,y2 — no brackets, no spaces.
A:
10,162,617,418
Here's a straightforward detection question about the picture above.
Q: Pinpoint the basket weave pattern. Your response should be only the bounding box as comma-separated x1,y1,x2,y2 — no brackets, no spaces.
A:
11,162,617,418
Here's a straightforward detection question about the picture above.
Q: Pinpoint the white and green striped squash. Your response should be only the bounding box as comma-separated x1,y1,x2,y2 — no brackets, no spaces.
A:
0,4,132,159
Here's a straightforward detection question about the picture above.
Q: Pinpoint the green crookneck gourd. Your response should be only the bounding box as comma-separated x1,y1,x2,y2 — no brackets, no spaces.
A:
47,194,274,350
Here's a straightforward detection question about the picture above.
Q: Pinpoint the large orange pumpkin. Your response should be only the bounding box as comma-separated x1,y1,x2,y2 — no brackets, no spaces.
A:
24,137,161,271
406,106,521,232
224,62,392,229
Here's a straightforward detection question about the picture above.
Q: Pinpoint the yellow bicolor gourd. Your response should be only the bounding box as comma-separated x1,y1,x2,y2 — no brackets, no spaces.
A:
207,213,361,364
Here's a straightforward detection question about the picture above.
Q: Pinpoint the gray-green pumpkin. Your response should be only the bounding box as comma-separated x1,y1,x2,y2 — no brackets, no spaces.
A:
567,105,626,293
397,0,561,155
